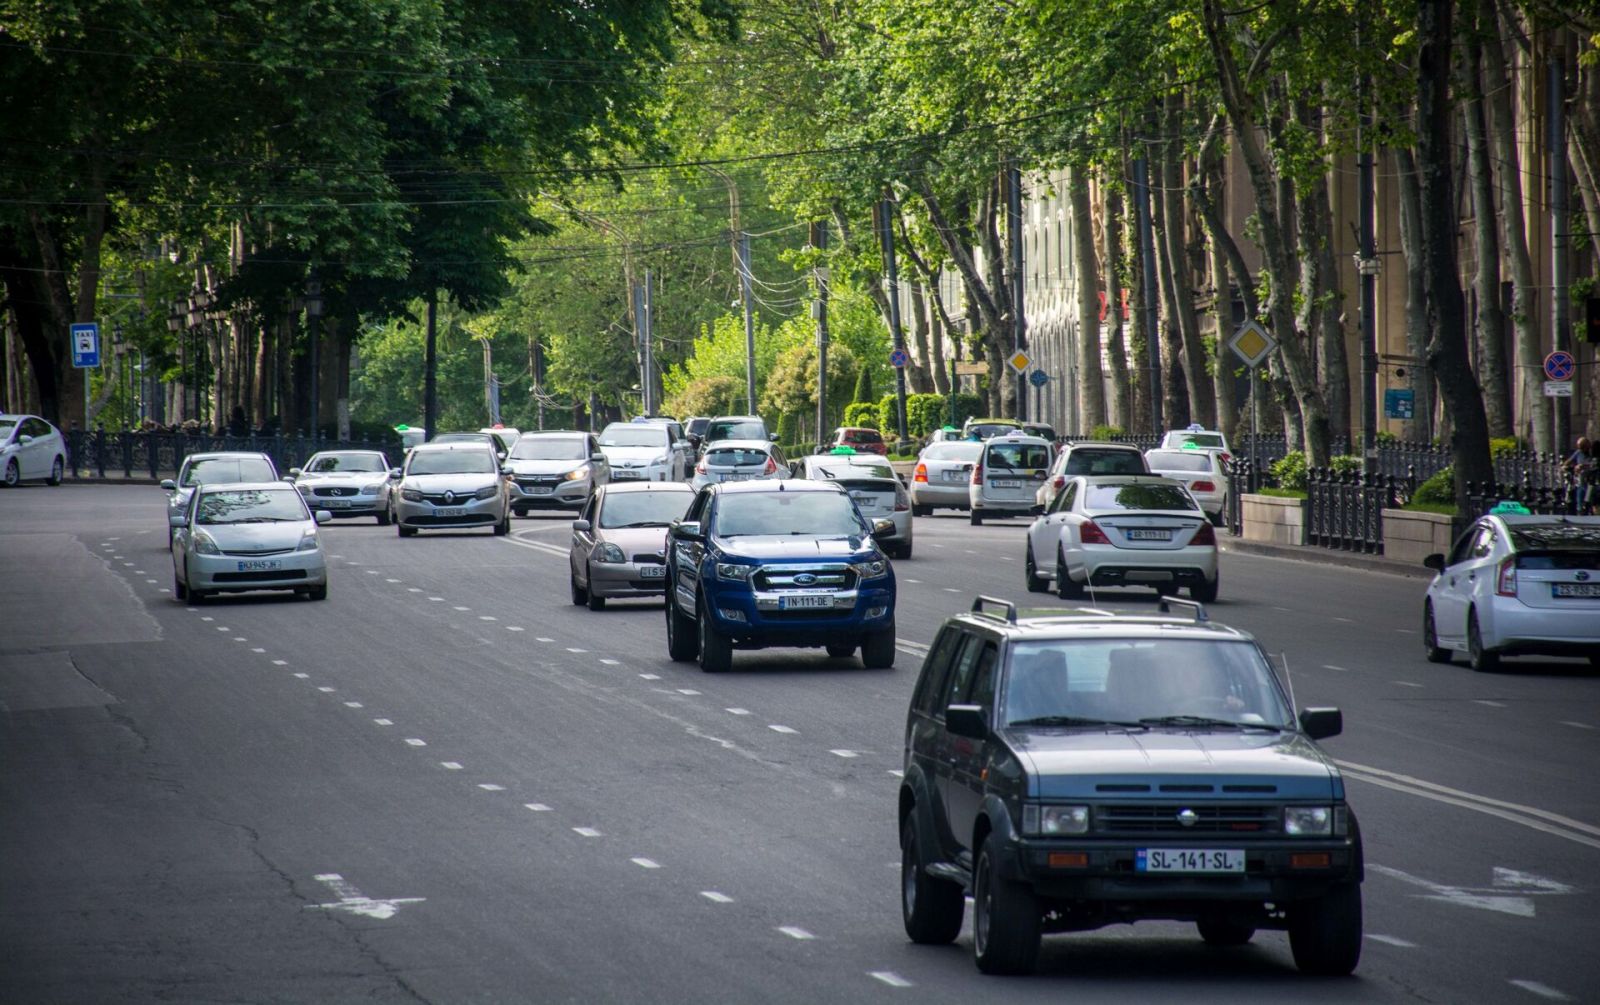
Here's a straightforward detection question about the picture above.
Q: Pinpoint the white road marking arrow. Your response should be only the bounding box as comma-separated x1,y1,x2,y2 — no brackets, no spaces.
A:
1370,864,1575,918
306,873,425,920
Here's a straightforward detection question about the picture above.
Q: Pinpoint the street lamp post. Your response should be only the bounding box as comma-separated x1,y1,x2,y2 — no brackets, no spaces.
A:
186,292,206,425
304,272,323,442
166,307,183,423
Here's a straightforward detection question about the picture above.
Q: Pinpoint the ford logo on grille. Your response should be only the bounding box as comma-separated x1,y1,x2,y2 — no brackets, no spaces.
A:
1176,808,1198,828
444,490,455,504
1578,571,1591,582
794,573,818,586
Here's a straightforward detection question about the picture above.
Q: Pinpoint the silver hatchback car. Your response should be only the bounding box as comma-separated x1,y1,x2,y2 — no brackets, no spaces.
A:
170,482,330,602
390,442,511,537
568,481,695,610
691,439,788,491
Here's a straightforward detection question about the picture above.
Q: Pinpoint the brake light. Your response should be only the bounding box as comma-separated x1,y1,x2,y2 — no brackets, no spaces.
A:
972,461,983,485
1192,480,1216,493
1079,519,1110,545
914,463,928,483
695,457,707,474
895,484,910,511
1192,521,1216,546
1497,557,1517,597
1052,475,1065,489
763,456,777,475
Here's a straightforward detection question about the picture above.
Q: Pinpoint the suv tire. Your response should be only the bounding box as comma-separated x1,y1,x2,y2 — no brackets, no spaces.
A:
826,643,855,659
1467,609,1500,672
1197,916,1256,946
1190,574,1219,603
861,624,896,669
1024,544,1049,593
665,588,698,661
1423,602,1451,663
900,816,963,944
972,832,1040,975
1288,882,1362,975
698,600,733,673
1055,548,1084,600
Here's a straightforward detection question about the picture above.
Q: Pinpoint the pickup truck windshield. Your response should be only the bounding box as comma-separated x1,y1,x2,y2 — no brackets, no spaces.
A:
714,491,865,538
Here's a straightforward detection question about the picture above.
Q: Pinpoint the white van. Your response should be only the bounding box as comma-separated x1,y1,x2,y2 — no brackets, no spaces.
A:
968,432,1053,525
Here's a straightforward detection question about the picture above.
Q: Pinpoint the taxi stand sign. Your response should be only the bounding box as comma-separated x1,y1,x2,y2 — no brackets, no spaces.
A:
71,322,101,368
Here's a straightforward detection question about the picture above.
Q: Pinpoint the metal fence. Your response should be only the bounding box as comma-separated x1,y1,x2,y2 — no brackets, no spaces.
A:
1304,468,1408,554
65,429,401,480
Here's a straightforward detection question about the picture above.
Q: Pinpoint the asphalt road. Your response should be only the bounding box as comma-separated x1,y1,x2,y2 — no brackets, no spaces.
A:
3,484,1597,1003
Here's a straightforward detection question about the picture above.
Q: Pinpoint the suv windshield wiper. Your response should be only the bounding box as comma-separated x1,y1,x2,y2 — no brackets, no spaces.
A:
1009,715,1148,730
1138,715,1280,731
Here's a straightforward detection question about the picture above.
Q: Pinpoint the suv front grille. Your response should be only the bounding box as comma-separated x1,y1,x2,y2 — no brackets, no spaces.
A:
1095,803,1280,836
753,566,856,591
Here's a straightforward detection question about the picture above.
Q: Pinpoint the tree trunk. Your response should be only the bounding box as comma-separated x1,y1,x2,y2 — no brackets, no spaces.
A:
1100,183,1131,431
1068,165,1106,431
906,282,934,393
925,288,950,394
1150,166,1188,428
1195,141,1241,441
1459,5,1513,437
1125,177,1152,433
1391,148,1437,442
1291,97,1351,445
1160,90,1215,428
916,176,1009,413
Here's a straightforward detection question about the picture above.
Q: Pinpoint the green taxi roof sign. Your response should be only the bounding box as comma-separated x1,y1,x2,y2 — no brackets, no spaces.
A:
1490,500,1531,515
394,424,410,431
829,445,857,454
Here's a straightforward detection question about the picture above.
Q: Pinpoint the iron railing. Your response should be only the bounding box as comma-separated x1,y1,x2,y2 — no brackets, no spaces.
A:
65,429,400,480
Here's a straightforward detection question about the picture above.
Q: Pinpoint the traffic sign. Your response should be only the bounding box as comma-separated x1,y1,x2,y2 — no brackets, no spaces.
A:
1384,388,1415,419
1228,320,1276,368
1007,350,1031,373
1543,350,1575,381
1028,369,1049,388
953,361,987,376
70,322,100,368
1544,381,1574,397
889,348,909,368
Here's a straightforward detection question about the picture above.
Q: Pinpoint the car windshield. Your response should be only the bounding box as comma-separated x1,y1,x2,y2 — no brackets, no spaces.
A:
305,452,386,474
841,429,883,444
686,418,709,436
196,489,307,525
599,425,668,448
1064,449,1145,475
433,433,491,446
986,442,1051,470
181,457,275,487
714,490,866,538
812,459,895,480
1084,482,1198,512
512,437,586,461
705,418,767,442
0,418,17,440
921,442,984,462
407,450,496,475
599,490,693,529
1168,432,1225,449
1145,450,1212,472
1003,639,1292,729
706,448,771,467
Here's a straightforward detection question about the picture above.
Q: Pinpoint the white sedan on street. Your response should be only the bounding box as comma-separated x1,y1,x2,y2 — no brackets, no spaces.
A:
170,482,330,603
0,413,67,487
1144,447,1228,523
1423,511,1600,671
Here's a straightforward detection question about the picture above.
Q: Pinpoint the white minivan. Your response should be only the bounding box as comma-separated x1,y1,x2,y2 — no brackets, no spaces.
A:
968,432,1053,525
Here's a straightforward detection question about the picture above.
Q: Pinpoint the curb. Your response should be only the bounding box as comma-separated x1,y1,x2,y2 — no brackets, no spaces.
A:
64,476,163,486
1221,535,1433,581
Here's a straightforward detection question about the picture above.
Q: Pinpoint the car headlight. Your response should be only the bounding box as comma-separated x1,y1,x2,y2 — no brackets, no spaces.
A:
297,529,320,552
474,485,499,500
595,542,626,563
1022,803,1090,836
565,465,591,481
1284,806,1334,836
850,559,889,580
193,530,220,556
401,488,423,502
652,454,671,468
362,482,384,494
716,562,753,582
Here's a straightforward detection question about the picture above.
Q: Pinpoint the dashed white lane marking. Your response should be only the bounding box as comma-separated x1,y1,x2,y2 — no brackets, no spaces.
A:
525,803,552,812
216,626,230,632
122,562,134,567
725,707,750,715
428,596,445,602
536,637,554,642
1323,664,1349,672
146,579,158,584
904,578,922,583
572,827,602,838
453,606,471,612
1560,721,1594,730
479,784,504,791
272,660,288,666
374,718,393,726
345,560,361,566
677,689,701,696
1394,628,1417,634
233,636,246,642
888,770,905,778
1509,980,1571,1001
700,891,734,903
567,647,588,653
1367,934,1418,948
408,587,422,592
600,658,620,665
942,587,961,593
405,738,426,747
639,673,661,680
831,749,860,758
366,570,380,575
386,578,401,583
768,724,798,734
479,615,497,621
1474,700,1508,708
441,762,463,770
1334,616,1354,623
344,702,363,708
1393,681,1424,688
507,626,525,632
777,926,815,940
631,857,661,869
317,686,335,693
293,673,309,679
932,544,945,548
870,972,913,988
200,616,213,621
251,647,265,653
186,607,198,612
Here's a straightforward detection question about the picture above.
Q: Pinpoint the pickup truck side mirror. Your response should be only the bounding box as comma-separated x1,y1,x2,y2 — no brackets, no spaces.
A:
945,704,990,740
1422,553,1445,572
1298,707,1343,740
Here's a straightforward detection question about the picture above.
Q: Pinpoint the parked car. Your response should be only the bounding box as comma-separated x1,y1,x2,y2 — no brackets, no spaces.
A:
1037,441,1149,510
1025,474,1218,601
691,439,788,492
568,481,694,610
169,482,331,603
162,451,279,544
0,413,67,487
389,442,510,537
1021,422,1056,442
505,431,608,515
969,432,1053,524
1144,447,1228,524
1160,424,1232,463
432,430,511,461
597,421,687,482
664,479,898,672
910,441,984,515
1422,508,1600,671
288,449,393,524
961,417,1022,441
898,596,1360,976
798,452,912,559
827,426,889,456
700,414,772,451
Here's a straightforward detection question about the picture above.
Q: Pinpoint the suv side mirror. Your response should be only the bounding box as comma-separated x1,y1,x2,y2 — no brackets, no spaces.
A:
1422,553,1445,572
1298,707,1342,740
671,520,703,541
945,704,989,740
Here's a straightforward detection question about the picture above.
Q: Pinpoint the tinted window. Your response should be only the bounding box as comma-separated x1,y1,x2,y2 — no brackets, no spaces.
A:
1064,449,1146,475
0,418,17,440
964,643,1000,708
712,490,864,537
407,450,496,475
181,456,276,487
945,634,987,709
913,628,964,716
1145,450,1212,472
598,489,693,529
23,418,53,437
1469,526,1496,559
306,452,386,473
842,429,883,444
1083,483,1197,512
1050,481,1079,514
705,418,767,441
985,442,1051,470
196,489,308,524
706,448,772,467
966,423,1019,440
512,437,587,460
1507,522,1600,552
811,459,895,480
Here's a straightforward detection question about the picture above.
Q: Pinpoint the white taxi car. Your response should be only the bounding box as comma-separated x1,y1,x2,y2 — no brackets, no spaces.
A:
968,432,1052,525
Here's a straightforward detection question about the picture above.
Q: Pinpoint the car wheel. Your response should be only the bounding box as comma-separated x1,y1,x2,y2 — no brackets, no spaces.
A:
1190,574,1219,603
665,586,699,661
861,623,896,669
47,456,64,485
494,511,510,536
911,503,931,517
901,815,963,944
3,459,18,487
1024,544,1049,594
1288,882,1362,976
569,567,588,606
972,832,1040,975
825,643,855,658
586,572,607,611
1467,609,1500,672
376,508,391,526
513,507,527,518
397,521,417,537
1197,916,1256,946
891,542,912,560
698,599,732,673
308,584,328,601
1055,549,1084,600
1423,602,1451,663
969,510,983,526
172,569,188,602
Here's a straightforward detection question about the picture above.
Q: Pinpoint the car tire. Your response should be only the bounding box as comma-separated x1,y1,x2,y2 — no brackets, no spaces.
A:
308,584,328,601
665,587,699,662
1423,602,1451,663
1024,544,1049,593
969,511,983,526
861,623,896,669
494,511,510,536
1197,916,1256,946
1190,574,1219,603
1288,882,1362,976
891,541,912,560
173,569,188,602
698,600,732,673
972,832,1040,975
570,568,588,606
47,456,64,485
376,508,391,526
1055,549,1084,600
825,644,855,659
586,578,607,611
1467,609,1500,673
912,503,931,517
3,459,18,487
397,521,417,537
513,507,528,518
901,815,963,945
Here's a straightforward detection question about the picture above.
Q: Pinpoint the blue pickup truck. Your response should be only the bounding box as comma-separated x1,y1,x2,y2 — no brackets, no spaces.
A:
664,480,899,672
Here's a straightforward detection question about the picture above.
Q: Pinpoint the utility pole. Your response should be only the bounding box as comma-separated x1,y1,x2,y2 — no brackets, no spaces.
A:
739,232,756,414
878,196,909,443
1358,39,1380,475
423,290,437,442
1132,156,1163,434
1007,163,1027,421
1549,53,1571,451
643,268,655,415
811,221,829,450
305,269,322,439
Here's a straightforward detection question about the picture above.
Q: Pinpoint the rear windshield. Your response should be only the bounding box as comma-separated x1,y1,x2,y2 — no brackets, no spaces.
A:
1144,450,1211,472
181,456,276,487
842,429,883,444
813,459,895,480
1063,449,1146,475
1084,482,1198,512
598,489,692,529
920,442,984,461
985,442,1051,470
714,490,865,538
512,437,586,460
705,418,767,441
1167,432,1225,449
599,425,667,448
1508,523,1600,553
196,489,307,524
407,450,496,475
706,448,771,467
966,423,1019,440
305,452,386,473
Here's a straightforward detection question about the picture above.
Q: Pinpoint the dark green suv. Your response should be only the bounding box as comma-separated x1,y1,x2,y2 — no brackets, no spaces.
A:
897,597,1362,975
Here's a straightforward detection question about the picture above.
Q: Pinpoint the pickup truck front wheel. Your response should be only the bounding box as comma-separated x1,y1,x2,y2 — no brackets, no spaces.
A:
901,816,962,944
861,623,896,669
698,599,732,673
1288,882,1362,975
665,590,698,661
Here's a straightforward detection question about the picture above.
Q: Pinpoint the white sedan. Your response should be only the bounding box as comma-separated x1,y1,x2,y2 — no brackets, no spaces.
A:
1423,511,1600,671
0,413,67,487
1024,474,1218,602
170,482,330,603
1144,447,1228,523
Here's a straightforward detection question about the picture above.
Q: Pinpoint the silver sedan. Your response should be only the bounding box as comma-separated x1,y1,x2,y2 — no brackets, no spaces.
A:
170,482,330,602
797,453,912,559
569,482,694,610
289,449,393,524
161,451,279,543
390,443,511,537
908,440,982,515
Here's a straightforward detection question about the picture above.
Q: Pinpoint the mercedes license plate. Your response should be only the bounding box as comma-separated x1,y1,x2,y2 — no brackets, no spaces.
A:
1552,582,1600,598
236,559,282,572
1136,848,1244,873
992,479,1022,489
434,507,465,517
322,499,349,508
780,593,834,610
638,565,666,579
1126,529,1172,541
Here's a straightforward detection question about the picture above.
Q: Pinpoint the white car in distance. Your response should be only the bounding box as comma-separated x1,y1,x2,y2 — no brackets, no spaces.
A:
1144,447,1228,524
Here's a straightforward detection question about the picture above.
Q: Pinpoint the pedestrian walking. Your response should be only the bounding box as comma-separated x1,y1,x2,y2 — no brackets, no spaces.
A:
1561,436,1596,515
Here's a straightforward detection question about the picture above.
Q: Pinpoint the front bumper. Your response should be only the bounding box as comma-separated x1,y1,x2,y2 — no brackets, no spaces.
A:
395,495,503,528
301,491,383,516
186,550,328,593
703,581,895,647
510,477,590,509
588,560,669,597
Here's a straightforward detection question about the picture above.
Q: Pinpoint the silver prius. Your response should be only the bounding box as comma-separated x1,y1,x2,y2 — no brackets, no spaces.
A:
161,451,279,543
909,440,983,514
170,482,330,603
390,442,511,537
569,481,695,610
288,449,393,524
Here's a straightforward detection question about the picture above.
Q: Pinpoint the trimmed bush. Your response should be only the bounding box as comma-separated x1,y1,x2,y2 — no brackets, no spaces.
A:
1328,454,1363,476
1489,436,1522,458
843,402,880,430
1270,451,1308,492
1413,466,1454,506
1091,424,1124,440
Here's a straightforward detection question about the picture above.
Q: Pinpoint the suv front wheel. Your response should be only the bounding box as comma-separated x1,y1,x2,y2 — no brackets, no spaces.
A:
861,623,896,668
1287,882,1362,975
972,832,1040,975
697,594,732,672
901,816,963,944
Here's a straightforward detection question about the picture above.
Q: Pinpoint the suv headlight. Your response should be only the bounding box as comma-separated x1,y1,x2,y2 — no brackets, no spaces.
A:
564,464,591,482
716,562,753,582
193,530,220,556
850,559,889,580
473,484,499,500
401,488,423,502
1284,806,1334,836
595,542,626,563
297,529,320,552
1023,803,1090,836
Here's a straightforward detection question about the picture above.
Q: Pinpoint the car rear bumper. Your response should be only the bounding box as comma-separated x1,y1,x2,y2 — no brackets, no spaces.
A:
1076,547,1219,585
1482,597,1600,652
910,483,969,508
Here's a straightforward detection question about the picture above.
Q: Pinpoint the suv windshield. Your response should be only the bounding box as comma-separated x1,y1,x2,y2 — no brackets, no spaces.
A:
197,489,307,524
1004,639,1291,729
512,437,586,461
986,442,1051,471
705,418,767,442
1063,449,1145,475
181,457,275,487
305,452,386,474
1085,482,1198,512
1144,450,1212,472
407,450,496,475
599,490,692,528
714,490,865,537
599,425,668,448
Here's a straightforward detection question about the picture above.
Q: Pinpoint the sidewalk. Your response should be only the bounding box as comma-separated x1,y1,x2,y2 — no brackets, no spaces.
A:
1221,533,1434,581
65,472,164,486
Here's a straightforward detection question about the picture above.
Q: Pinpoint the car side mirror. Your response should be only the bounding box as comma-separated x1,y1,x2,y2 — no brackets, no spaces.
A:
314,510,333,525
671,520,703,541
871,518,896,541
769,433,779,442
501,465,513,476
945,704,990,740
1423,553,1445,572
160,478,179,492
168,512,187,528
572,519,592,532
1298,707,1342,740
281,475,297,484
288,467,301,478
389,467,403,480
591,452,606,463
18,433,33,444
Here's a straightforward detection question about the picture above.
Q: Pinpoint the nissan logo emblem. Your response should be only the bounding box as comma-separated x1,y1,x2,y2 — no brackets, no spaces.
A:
1176,808,1198,828
794,573,818,586
444,490,455,504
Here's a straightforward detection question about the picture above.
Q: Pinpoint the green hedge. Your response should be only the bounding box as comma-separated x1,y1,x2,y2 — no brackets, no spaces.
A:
843,402,880,430
1413,466,1454,506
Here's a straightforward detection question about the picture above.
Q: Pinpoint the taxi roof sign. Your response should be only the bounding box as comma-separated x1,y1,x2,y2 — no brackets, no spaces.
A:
829,445,857,454
1490,500,1532,515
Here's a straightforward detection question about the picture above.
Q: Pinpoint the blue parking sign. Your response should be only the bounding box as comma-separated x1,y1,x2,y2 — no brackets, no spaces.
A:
71,322,100,368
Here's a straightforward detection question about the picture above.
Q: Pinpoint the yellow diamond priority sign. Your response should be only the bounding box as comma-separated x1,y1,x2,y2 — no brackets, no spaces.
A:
1228,321,1276,368
1007,350,1032,373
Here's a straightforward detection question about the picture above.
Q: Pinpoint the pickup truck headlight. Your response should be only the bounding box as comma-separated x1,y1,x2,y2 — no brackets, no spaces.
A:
1284,806,1334,836
401,488,423,502
473,485,499,501
594,542,626,563
1023,803,1090,836
850,559,889,580
193,530,220,556
564,465,591,482
716,562,754,582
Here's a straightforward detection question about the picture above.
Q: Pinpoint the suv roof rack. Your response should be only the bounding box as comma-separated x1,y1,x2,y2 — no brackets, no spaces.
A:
970,595,1018,624
1157,596,1209,622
